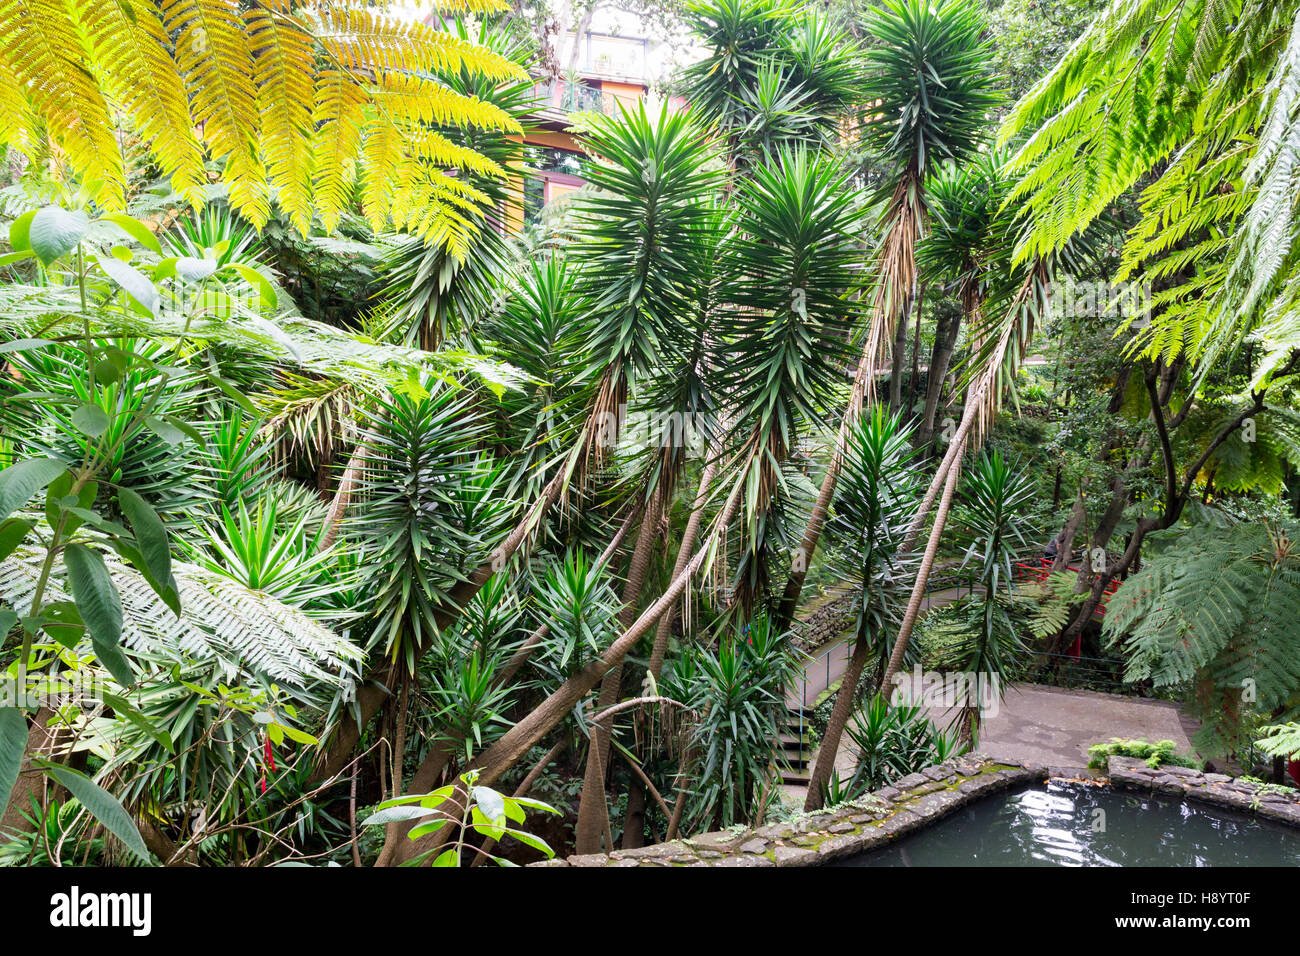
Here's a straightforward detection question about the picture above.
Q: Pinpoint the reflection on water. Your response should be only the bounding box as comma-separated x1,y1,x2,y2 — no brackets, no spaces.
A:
837,782,1300,867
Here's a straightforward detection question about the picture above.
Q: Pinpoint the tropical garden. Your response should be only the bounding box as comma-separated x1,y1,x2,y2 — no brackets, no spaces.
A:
0,0,1298,867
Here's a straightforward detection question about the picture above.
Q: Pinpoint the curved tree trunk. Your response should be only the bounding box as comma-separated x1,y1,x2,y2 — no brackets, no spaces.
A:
390,483,744,864
648,459,717,677
803,631,871,811
624,461,716,849
880,437,966,698
914,304,961,455
573,489,662,853
318,442,367,552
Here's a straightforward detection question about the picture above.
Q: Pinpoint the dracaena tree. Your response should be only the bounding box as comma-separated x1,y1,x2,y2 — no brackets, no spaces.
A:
681,0,867,164
775,0,1000,636
803,406,923,809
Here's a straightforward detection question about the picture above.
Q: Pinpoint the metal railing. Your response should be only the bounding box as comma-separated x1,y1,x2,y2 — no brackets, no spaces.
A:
532,80,622,115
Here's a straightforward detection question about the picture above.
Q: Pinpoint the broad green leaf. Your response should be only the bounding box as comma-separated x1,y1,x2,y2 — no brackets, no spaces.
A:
175,257,218,282
8,210,36,252
71,404,110,438
142,415,185,446
472,785,506,822
100,212,163,255
280,726,318,745
431,848,459,867
0,338,53,354
500,827,554,857
0,518,33,563
0,708,25,814
37,761,152,861
92,636,134,688
97,255,160,315
116,486,170,584
94,359,122,385
224,263,278,308
360,805,438,826
0,458,69,522
408,817,454,840
62,543,123,649
28,206,90,265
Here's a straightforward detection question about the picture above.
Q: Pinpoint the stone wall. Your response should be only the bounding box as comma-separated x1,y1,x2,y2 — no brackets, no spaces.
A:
533,754,1300,867
533,754,1045,867
790,587,859,652
1107,755,1300,826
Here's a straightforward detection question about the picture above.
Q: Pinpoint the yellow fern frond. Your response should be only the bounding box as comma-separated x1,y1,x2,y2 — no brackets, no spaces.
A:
74,0,206,204
405,127,507,178
359,119,403,225
371,73,520,132
0,59,39,161
317,6,525,83
430,0,511,15
246,4,315,233
312,67,366,233
0,0,126,207
162,0,269,224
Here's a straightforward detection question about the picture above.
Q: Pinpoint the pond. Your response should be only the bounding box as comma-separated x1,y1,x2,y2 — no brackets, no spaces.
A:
834,781,1300,867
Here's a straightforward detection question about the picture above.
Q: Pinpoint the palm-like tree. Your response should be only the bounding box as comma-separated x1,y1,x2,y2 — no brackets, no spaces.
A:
913,154,1015,453
716,147,864,617
945,451,1035,743
682,0,866,164
775,0,999,634
804,407,922,809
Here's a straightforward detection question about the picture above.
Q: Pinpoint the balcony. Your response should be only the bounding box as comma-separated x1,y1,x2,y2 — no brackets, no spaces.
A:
531,80,629,117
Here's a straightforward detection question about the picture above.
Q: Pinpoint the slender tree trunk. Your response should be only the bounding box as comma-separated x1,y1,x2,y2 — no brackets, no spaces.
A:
906,281,927,412
390,483,745,864
1,707,57,837
318,442,366,552
573,489,662,853
1050,493,1086,573
888,283,913,413
915,305,961,455
803,630,871,811
880,436,966,697
648,459,716,677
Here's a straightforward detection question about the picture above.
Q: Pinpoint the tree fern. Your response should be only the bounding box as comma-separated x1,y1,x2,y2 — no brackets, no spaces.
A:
0,0,527,238
1104,521,1300,754
0,544,361,690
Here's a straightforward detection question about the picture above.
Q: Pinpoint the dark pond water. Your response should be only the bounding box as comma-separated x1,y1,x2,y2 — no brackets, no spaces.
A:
835,781,1300,867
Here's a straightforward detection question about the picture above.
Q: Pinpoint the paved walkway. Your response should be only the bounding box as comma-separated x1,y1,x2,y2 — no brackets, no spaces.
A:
780,578,1198,803
782,683,1199,804
785,586,973,709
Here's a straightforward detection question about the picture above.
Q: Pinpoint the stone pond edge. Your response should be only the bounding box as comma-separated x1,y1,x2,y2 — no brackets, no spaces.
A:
531,753,1300,867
